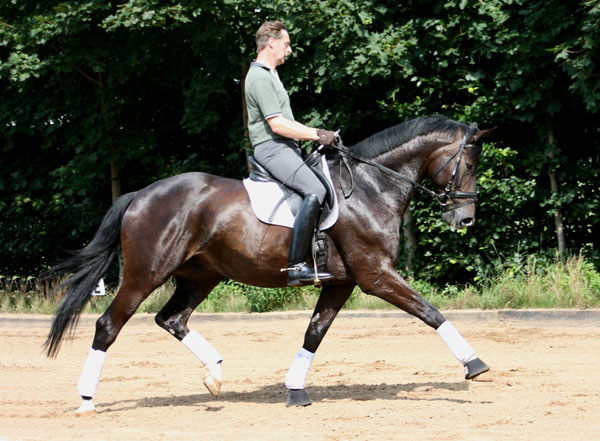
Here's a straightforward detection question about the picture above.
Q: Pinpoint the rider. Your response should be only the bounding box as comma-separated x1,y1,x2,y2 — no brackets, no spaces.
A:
244,20,336,286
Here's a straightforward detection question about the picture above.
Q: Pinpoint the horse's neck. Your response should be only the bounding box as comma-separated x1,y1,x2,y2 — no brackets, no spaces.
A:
372,137,444,183
345,137,448,214
336,129,458,222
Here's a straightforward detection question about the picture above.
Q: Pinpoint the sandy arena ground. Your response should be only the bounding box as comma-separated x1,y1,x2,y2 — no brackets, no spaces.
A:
1,310,599,441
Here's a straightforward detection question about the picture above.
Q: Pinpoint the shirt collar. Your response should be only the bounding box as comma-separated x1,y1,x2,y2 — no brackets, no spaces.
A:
250,61,270,70
251,61,282,85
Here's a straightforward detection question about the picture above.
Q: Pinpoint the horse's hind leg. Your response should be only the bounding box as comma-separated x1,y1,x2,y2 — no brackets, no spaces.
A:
155,273,224,397
285,284,354,407
76,278,161,415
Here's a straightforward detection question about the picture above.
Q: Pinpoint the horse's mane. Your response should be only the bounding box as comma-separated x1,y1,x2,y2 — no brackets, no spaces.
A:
350,115,469,159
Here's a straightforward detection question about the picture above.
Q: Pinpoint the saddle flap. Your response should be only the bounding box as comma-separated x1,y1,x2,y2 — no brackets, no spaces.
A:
305,152,335,209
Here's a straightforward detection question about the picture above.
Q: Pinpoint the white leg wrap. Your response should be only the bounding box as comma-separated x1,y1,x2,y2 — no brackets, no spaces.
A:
75,397,96,415
181,330,223,381
77,348,107,398
436,321,476,364
285,348,315,390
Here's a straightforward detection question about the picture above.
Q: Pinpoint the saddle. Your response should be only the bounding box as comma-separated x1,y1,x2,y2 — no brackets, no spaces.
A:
245,152,337,226
243,152,338,274
247,152,335,218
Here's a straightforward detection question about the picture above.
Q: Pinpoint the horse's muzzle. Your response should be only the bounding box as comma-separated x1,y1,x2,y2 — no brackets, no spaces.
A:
442,204,476,229
460,217,475,228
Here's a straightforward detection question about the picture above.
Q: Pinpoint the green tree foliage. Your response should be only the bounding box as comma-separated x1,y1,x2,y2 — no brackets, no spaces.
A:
1,0,598,285
0,1,254,274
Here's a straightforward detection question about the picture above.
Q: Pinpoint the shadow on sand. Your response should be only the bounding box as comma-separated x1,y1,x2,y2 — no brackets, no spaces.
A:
94,380,489,413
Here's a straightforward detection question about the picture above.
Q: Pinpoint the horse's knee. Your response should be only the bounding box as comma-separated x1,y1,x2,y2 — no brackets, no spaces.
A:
155,312,187,340
358,275,446,329
154,312,173,334
303,316,334,352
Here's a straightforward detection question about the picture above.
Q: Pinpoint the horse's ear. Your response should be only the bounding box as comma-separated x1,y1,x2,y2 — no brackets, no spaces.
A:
469,127,496,143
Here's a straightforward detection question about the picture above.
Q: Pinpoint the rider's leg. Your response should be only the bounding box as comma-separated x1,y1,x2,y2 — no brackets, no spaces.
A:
254,140,333,285
253,140,327,204
285,193,333,286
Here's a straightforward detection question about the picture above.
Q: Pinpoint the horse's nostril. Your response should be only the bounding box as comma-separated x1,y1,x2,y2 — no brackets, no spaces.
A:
461,217,475,228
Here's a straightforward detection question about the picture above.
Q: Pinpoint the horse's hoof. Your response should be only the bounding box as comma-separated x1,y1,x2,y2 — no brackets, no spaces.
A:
75,398,96,416
286,389,312,407
203,374,221,398
464,357,490,380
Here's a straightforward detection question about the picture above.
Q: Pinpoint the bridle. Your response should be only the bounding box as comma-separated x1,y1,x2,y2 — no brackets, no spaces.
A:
428,134,478,212
323,125,479,212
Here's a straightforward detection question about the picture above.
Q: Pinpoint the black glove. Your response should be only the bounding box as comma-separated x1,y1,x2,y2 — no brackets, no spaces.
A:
317,129,338,147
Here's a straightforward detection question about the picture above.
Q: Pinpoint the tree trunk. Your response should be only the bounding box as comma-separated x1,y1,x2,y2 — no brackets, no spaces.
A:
100,81,124,282
110,157,121,203
240,63,251,171
547,128,566,257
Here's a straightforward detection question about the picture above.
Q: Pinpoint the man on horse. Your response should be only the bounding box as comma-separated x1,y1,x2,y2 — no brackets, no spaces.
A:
244,20,337,286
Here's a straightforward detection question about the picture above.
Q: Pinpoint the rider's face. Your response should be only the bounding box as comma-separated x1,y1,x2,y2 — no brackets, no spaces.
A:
271,30,292,66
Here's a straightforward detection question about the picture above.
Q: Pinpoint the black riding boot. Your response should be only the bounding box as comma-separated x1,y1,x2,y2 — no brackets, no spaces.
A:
286,194,334,286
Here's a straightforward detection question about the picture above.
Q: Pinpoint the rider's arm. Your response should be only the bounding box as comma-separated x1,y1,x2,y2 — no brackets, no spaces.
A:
267,115,320,142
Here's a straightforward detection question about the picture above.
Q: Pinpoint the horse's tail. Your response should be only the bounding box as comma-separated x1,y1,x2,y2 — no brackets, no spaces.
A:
43,192,138,357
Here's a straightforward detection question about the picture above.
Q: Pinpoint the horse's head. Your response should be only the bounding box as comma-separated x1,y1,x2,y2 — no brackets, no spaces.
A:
427,126,495,228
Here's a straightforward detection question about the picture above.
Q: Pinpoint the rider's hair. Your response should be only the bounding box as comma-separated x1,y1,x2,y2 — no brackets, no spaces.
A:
256,21,287,52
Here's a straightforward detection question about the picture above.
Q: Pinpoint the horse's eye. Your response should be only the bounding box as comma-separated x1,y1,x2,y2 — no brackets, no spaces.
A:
465,163,474,171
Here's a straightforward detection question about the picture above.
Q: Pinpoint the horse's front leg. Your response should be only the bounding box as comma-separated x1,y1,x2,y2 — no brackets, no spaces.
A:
358,267,489,380
285,284,354,407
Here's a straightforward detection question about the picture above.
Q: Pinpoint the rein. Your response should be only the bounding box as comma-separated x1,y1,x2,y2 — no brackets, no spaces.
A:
323,127,479,212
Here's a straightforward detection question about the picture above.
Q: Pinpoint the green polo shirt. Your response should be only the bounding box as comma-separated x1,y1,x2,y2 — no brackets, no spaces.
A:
245,62,295,146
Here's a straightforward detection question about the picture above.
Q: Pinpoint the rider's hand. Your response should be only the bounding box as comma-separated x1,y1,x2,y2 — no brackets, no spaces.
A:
317,129,338,147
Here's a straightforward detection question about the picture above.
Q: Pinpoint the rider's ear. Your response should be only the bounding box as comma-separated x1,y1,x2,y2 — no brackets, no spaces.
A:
469,127,496,143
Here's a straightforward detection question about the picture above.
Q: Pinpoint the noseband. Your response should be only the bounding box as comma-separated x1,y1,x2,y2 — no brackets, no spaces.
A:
428,137,478,212
325,128,479,213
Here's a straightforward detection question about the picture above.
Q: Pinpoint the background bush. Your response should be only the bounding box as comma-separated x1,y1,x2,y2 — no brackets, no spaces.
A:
1,1,598,300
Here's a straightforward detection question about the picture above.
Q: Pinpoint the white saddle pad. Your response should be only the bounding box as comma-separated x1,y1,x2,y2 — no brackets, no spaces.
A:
243,156,339,230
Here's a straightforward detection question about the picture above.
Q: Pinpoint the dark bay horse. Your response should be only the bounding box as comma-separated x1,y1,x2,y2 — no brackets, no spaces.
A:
44,115,494,414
